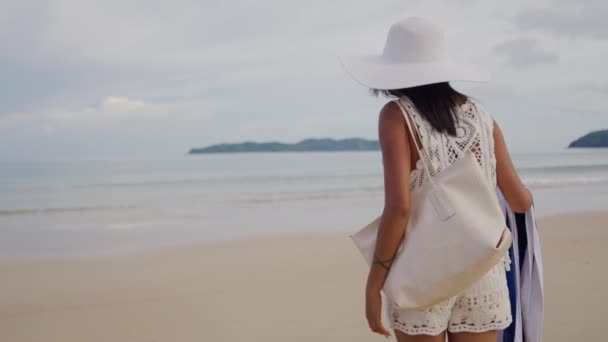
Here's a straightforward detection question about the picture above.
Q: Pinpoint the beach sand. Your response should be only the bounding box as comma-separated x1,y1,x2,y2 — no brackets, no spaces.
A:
0,211,606,342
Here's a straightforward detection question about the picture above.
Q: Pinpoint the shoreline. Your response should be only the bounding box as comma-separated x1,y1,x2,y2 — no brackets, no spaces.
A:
2,209,606,261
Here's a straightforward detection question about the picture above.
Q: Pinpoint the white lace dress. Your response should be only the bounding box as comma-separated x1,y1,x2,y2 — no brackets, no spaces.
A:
385,96,513,336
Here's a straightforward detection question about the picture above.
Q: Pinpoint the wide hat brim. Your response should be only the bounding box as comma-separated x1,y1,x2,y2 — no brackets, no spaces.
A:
338,54,491,90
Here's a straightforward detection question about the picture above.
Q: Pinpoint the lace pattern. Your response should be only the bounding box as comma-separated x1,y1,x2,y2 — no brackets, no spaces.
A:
400,97,497,193
401,97,511,273
389,261,512,335
388,97,512,335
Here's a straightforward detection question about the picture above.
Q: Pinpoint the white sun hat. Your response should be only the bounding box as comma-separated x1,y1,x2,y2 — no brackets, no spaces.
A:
338,17,490,90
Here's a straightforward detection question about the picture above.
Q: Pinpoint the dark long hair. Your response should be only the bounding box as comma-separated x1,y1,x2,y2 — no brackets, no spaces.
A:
371,82,469,136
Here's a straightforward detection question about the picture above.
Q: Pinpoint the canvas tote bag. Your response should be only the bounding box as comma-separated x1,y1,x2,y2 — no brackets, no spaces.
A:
350,98,512,310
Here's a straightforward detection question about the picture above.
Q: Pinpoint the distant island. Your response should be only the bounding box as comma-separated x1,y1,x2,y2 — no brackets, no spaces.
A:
188,138,379,154
568,129,608,148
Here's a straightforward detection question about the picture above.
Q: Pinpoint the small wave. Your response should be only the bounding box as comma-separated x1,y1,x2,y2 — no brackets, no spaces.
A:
73,173,382,189
525,176,608,188
241,176,608,203
240,186,384,203
519,163,608,173
0,204,136,217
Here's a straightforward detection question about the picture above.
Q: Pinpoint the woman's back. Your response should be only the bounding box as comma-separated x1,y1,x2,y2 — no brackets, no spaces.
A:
339,16,534,340
397,96,497,193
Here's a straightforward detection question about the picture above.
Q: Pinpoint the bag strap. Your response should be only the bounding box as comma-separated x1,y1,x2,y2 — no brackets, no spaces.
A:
394,97,497,195
469,100,492,186
393,98,437,182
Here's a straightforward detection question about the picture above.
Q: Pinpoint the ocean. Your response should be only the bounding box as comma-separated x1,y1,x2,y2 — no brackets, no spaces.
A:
1,148,607,257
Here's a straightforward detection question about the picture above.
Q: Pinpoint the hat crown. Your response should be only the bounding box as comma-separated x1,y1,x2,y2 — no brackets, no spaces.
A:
382,17,445,63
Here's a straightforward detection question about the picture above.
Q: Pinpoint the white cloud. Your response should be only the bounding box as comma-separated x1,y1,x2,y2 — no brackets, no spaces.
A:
491,37,559,67
516,2,608,40
0,96,211,126
100,96,145,113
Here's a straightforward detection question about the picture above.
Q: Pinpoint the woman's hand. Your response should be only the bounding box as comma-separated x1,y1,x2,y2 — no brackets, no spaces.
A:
365,286,391,338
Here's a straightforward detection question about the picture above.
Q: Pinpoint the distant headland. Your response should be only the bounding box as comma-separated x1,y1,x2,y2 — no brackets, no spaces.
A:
568,129,608,148
188,138,380,154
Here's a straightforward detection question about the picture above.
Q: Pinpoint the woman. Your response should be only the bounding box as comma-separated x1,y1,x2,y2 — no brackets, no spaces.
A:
339,18,533,342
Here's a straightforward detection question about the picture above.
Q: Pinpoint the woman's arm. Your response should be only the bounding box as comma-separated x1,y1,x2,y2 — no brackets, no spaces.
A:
366,101,413,293
493,119,533,213
364,100,412,338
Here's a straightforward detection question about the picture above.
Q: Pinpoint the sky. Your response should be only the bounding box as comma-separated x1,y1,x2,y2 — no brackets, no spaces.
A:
0,0,607,161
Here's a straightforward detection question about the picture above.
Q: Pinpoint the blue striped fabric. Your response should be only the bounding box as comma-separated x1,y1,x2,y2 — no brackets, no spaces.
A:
501,213,517,342
499,210,530,342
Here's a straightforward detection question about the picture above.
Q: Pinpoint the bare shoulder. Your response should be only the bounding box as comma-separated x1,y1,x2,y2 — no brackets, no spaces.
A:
378,100,404,127
377,100,408,151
